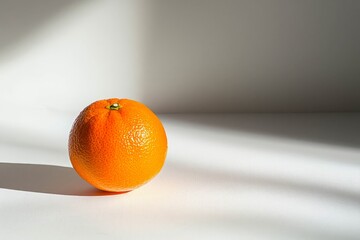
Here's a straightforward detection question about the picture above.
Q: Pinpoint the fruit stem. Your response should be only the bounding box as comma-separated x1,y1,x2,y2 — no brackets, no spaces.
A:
106,103,122,110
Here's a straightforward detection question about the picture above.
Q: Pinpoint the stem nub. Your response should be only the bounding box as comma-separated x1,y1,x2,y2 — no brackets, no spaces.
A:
106,103,122,110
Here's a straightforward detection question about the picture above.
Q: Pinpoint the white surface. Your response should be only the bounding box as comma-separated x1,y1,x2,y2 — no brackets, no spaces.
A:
1,0,360,113
0,113,359,240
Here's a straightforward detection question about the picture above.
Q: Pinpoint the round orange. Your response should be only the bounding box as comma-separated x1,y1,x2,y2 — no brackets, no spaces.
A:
68,98,167,192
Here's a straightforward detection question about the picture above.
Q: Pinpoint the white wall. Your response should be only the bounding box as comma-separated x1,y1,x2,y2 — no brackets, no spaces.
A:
140,0,360,113
0,0,359,114
0,0,144,114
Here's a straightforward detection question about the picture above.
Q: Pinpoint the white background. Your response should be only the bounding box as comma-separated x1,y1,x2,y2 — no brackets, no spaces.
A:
0,1,359,239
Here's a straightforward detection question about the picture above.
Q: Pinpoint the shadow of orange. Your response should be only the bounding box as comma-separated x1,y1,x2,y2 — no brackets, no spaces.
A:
0,162,124,196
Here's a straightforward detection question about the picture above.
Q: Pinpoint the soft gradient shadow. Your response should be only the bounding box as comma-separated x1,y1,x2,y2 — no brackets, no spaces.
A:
141,0,360,113
0,0,83,57
0,162,118,196
162,113,360,149
183,213,358,240
161,161,360,239
166,162,360,205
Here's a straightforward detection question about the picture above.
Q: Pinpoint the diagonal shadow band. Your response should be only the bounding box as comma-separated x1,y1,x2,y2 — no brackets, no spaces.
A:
167,162,360,206
0,162,119,196
162,113,360,150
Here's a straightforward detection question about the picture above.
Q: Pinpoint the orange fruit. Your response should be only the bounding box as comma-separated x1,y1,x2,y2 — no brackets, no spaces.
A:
68,98,167,192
